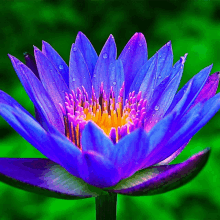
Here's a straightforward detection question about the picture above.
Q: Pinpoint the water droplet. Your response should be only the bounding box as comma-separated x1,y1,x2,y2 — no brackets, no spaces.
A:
154,105,160,111
113,81,116,85
59,64,64,70
128,46,131,50
138,41,142,46
93,74,96,78
103,53,108,59
158,75,162,79
73,46,77,51
72,78,76,82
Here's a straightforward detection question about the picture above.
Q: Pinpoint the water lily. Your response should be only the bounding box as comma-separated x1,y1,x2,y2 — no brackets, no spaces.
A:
0,32,219,219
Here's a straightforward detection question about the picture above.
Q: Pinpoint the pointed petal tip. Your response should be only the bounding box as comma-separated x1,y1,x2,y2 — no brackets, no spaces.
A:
77,31,85,37
8,54,14,59
167,40,171,45
42,40,49,49
8,54,20,64
180,53,188,64
33,46,41,55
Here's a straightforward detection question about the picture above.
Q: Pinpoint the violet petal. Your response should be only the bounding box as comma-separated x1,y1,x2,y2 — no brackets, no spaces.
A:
69,43,92,99
92,35,123,99
106,148,210,196
34,47,69,113
155,41,173,86
129,53,157,95
8,55,64,134
0,158,107,199
119,33,148,98
166,64,212,116
42,41,69,86
79,151,120,188
81,122,114,158
109,129,149,179
0,104,59,163
75,31,98,78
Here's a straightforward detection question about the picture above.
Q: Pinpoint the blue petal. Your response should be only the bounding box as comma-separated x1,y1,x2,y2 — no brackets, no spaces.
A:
81,122,114,158
143,92,220,169
0,158,106,199
34,47,70,112
155,41,173,86
109,129,149,179
92,35,124,99
69,43,92,98
79,151,120,188
109,59,125,100
42,41,69,86
130,53,158,97
0,104,59,163
144,66,183,131
48,132,82,178
187,72,219,111
75,32,98,78
119,33,148,98
166,64,212,116
0,90,34,119
8,55,64,133
142,103,203,168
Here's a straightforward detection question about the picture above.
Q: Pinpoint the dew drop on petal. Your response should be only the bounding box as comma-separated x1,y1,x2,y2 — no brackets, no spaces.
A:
72,78,76,82
93,74,96,78
73,46,77,51
158,75,162,79
103,53,108,59
154,105,160,111
113,81,116,85
59,64,64,70
138,41,142,46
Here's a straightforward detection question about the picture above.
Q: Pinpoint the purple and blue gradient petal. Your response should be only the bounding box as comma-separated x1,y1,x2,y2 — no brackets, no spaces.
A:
0,103,59,163
119,33,148,98
81,122,114,158
8,55,64,134
79,151,120,188
166,64,212,116
34,47,70,112
92,34,124,99
106,148,210,195
75,32,98,78
155,41,173,86
69,43,92,98
109,129,149,179
0,158,106,199
129,52,157,95
42,41,69,86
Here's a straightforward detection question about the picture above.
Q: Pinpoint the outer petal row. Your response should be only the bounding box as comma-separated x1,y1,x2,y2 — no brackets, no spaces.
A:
106,148,210,195
0,158,107,199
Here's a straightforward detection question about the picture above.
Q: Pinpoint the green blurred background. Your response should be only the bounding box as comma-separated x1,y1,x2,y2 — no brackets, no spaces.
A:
0,0,220,219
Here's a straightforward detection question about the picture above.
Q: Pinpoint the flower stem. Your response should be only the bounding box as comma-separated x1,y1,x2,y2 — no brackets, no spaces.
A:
95,193,117,220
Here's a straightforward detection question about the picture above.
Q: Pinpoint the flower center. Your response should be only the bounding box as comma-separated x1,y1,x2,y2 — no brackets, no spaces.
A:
60,83,147,148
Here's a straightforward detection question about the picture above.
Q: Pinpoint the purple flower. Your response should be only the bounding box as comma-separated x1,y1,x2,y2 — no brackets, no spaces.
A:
0,32,219,199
